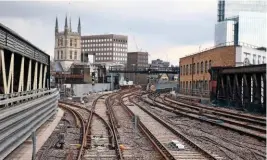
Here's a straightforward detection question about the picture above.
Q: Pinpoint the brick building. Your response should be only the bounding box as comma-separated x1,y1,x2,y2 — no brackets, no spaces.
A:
179,44,266,97
179,45,236,96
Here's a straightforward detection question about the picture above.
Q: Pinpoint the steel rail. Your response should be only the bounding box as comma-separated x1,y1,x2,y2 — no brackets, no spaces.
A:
58,99,114,149
146,94,266,141
118,91,174,160
58,104,86,160
105,94,123,159
129,94,218,160
165,94,266,123
161,96,266,132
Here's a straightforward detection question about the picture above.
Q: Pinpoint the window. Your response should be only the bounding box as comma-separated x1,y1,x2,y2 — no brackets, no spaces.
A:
209,60,212,69
57,50,59,60
180,66,183,75
61,50,63,59
201,62,203,73
70,51,72,59
58,39,60,47
205,61,208,73
70,39,73,46
65,39,67,46
258,56,261,64
60,38,63,46
263,56,266,63
197,63,199,74
189,64,192,75
74,39,77,47
74,52,77,60
186,65,188,75
193,63,195,74
253,55,256,64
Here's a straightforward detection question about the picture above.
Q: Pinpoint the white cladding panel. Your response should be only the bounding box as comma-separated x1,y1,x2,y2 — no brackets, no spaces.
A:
238,12,267,47
214,20,235,46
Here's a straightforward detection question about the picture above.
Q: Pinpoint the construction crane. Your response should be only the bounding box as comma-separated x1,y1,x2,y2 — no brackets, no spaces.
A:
129,28,142,52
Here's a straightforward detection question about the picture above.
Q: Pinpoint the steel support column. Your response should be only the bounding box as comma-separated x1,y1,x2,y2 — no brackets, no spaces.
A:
18,56,25,92
33,62,38,90
226,75,233,103
253,74,261,105
243,74,251,109
42,65,47,89
26,60,32,91
263,73,266,109
39,64,43,89
1,51,14,94
234,74,242,107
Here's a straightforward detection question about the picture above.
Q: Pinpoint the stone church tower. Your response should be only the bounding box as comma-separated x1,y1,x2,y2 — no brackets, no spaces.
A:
54,16,82,71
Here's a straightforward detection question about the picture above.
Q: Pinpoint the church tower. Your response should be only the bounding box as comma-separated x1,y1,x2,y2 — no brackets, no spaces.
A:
54,16,82,72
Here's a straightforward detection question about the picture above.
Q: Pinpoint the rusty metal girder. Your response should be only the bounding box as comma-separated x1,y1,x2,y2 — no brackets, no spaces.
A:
221,64,266,74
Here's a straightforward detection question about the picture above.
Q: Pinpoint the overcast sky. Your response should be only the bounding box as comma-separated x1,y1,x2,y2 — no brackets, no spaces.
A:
0,0,217,65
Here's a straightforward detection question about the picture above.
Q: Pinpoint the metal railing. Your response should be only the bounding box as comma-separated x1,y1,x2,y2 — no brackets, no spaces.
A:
183,41,264,58
0,88,59,159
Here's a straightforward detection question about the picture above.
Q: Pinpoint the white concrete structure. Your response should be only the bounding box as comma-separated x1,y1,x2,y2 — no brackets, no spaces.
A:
217,0,267,22
215,20,235,46
215,0,267,47
235,46,266,66
54,16,82,71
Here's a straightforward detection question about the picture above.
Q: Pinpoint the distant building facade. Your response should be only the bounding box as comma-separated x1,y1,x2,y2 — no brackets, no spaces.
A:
54,16,82,71
151,59,170,68
81,34,128,64
126,52,148,84
215,0,267,47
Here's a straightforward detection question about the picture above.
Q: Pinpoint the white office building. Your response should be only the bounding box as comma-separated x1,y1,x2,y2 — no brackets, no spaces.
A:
235,46,266,67
215,0,267,47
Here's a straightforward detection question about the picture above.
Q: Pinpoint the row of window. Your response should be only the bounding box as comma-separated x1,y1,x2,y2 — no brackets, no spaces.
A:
180,60,212,76
82,43,127,48
56,50,78,60
57,38,78,47
250,54,266,65
95,52,127,57
95,57,127,61
82,48,127,52
82,39,127,43
180,80,209,91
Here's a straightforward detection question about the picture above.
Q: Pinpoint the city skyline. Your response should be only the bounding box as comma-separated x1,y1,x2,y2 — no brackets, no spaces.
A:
0,1,218,65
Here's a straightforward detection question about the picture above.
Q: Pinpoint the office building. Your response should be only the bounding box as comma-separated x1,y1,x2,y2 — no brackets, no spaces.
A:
126,52,148,84
179,44,266,97
151,59,170,68
54,16,82,71
81,34,128,64
215,0,267,47
217,0,267,22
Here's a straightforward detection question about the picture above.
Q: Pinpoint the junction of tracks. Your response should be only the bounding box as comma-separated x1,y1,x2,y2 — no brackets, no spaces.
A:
27,86,266,160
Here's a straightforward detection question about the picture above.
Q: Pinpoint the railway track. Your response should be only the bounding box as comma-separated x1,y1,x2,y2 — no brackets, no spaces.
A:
137,94,266,160
58,104,86,160
58,93,122,160
120,91,220,160
165,94,266,124
146,93,266,141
